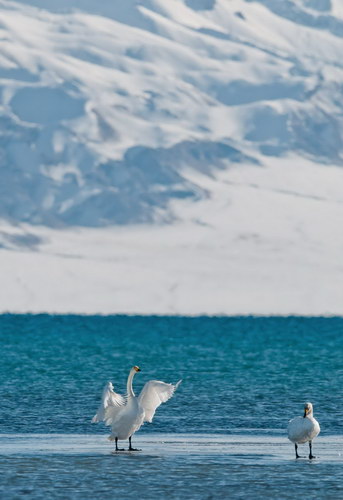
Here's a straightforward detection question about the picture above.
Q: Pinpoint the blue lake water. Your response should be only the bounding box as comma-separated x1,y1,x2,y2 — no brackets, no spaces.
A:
1,315,343,498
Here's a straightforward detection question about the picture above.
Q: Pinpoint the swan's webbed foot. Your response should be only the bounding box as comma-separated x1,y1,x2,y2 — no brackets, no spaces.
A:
115,438,125,452
309,441,316,459
295,444,305,459
128,436,141,452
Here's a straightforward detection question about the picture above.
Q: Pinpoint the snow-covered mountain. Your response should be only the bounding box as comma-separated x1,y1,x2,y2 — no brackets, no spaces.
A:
1,0,343,314
1,0,343,226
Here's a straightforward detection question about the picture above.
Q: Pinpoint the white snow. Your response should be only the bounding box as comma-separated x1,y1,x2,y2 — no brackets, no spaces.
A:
1,155,343,315
1,0,343,315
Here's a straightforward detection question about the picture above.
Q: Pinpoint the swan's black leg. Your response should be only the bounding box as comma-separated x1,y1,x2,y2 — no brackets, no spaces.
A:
115,437,125,452
295,443,304,458
309,440,315,459
128,436,141,451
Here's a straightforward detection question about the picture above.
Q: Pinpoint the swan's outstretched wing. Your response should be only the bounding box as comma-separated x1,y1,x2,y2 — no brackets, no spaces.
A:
138,380,181,423
91,382,125,424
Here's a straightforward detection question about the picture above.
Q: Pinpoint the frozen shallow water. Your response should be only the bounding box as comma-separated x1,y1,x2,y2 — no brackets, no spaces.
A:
1,433,343,499
1,433,343,462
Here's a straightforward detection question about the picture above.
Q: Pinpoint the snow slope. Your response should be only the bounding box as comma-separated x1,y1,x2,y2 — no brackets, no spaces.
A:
0,0,343,314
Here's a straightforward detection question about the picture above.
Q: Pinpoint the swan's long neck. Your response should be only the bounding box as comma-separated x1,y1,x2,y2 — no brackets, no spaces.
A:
127,369,136,398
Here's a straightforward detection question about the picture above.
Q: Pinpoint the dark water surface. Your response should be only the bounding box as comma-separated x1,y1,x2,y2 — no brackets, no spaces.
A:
1,315,343,498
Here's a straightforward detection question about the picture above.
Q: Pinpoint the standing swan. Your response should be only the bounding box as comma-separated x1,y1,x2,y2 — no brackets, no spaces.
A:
92,366,181,451
287,402,320,459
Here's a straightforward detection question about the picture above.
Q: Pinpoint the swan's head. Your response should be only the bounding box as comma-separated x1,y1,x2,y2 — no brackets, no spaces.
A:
133,365,141,372
303,402,313,418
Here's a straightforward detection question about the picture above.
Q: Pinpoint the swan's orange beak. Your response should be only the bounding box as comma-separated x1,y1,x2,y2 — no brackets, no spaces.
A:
133,366,141,372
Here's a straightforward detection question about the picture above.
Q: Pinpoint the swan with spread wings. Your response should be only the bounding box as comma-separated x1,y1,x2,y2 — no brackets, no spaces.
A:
92,366,181,451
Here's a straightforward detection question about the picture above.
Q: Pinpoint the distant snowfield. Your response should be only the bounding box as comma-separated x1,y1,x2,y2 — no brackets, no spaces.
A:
1,0,343,315
1,155,343,315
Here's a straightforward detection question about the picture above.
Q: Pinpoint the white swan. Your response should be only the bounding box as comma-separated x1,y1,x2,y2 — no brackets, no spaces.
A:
92,366,181,451
287,402,320,459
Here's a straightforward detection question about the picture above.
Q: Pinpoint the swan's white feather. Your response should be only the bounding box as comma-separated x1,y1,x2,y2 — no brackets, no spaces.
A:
287,415,320,444
92,368,181,445
108,398,145,440
91,381,125,424
138,379,182,423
